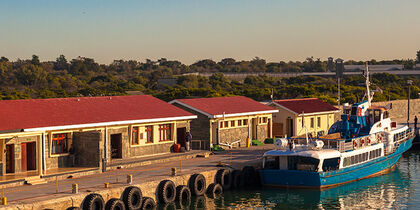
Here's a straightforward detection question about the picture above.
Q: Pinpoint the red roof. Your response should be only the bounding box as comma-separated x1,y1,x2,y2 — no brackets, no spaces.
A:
273,98,339,114
0,95,195,131
173,96,277,117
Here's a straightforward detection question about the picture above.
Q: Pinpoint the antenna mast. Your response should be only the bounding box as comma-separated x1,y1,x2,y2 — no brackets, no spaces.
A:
365,62,372,106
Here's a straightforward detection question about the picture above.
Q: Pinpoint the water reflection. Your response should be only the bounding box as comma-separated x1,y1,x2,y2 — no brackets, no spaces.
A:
157,150,419,209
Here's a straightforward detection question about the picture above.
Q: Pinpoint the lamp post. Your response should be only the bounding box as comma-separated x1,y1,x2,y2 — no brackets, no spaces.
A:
407,80,413,125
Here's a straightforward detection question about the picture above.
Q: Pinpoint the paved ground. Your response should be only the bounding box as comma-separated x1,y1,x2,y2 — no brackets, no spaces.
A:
2,145,274,204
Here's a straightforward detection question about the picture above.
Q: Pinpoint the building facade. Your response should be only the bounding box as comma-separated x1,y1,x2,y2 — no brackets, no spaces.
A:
268,98,340,138
0,95,196,181
170,96,278,149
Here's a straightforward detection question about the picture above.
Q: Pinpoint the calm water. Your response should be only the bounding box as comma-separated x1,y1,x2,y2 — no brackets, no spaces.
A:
160,149,420,209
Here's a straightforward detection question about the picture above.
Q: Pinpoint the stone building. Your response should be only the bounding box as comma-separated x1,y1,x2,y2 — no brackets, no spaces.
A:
268,98,339,138
0,95,196,183
170,96,278,149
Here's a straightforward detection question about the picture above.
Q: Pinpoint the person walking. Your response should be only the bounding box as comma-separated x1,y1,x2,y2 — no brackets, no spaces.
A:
185,132,192,151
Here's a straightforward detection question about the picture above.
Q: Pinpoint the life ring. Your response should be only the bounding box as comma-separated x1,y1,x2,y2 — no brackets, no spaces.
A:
361,139,365,145
367,137,371,144
353,141,358,148
215,169,232,191
188,174,206,196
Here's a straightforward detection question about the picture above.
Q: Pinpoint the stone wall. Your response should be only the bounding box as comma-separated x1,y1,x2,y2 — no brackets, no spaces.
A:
73,131,102,167
219,127,249,147
128,142,173,157
256,124,268,141
45,133,73,170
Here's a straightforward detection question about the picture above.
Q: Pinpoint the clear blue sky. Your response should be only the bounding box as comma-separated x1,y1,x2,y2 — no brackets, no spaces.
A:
1,0,419,64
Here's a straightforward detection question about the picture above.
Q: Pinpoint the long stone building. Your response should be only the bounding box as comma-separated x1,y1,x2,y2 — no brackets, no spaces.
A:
170,96,278,149
0,95,196,184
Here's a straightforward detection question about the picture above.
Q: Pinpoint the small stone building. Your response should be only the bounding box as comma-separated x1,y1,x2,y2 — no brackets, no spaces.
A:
0,95,196,182
268,98,339,138
170,96,278,149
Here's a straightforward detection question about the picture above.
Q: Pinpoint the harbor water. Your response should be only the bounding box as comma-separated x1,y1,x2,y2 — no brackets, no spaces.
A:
162,149,420,209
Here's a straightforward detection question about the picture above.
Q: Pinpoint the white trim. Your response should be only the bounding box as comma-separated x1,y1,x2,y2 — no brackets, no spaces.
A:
170,100,278,118
169,100,214,118
24,115,197,132
212,110,278,118
268,102,340,116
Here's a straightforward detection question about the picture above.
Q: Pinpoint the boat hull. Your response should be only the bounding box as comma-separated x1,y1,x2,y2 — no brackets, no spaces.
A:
259,137,414,189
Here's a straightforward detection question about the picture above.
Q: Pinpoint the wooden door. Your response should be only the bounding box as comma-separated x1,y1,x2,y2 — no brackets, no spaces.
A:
176,127,186,147
6,144,14,173
21,143,27,172
27,142,36,170
267,119,271,138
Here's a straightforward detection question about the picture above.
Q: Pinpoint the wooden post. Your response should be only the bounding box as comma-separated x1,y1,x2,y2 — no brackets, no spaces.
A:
55,176,59,193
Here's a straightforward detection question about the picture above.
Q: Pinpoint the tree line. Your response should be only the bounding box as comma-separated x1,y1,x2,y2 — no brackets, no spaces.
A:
0,54,419,103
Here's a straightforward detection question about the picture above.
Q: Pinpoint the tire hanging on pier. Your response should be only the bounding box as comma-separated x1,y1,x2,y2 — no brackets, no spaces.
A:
242,166,260,187
232,169,245,189
122,186,143,210
216,169,232,190
105,198,126,210
82,193,105,210
206,183,223,198
157,180,176,204
175,185,191,208
141,197,156,210
188,173,206,196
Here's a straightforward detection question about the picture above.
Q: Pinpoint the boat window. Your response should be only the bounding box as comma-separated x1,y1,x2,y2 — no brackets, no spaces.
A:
264,156,279,170
343,157,350,167
374,110,381,123
355,155,359,163
322,157,340,171
364,152,368,161
368,109,373,118
351,107,357,115
351,156,355,165
384,111,389,119
288,156,319,172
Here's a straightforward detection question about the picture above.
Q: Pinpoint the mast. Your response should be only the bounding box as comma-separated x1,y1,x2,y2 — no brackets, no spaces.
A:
365,62,371,107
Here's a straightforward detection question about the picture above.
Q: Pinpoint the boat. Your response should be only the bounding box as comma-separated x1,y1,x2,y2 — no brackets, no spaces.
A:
259,63,416,189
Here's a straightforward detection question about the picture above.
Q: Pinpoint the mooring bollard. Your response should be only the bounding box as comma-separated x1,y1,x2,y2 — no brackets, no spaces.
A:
127,175,132,184
104,182,109,188
171,167,177,176
1,187,6,205
56,176,59,193
72,183,78,194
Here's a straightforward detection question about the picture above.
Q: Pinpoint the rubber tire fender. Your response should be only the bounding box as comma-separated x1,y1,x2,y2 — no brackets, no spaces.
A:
232,169,245,189
215,169,232,190
82,193,105,210
175,185,191,208
122,186,143,210
157,180,176,204
242,166,259,187
206,183,223,198
105,198,126,210
188,173,206,196
141,197,156,210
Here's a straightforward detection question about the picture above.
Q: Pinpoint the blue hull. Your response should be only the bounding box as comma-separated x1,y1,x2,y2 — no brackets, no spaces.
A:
259,137,414,188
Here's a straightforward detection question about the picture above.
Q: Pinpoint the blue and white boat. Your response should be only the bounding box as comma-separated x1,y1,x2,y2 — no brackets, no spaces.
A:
259,64,416,189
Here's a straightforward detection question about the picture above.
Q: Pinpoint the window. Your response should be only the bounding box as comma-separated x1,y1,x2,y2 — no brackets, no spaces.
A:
351,156,355,165
146,125,153,143
317,117,321,127
159,124,172,141
310,118,314,128
243,119,248,126
131,127,139,145
52,133,69,154
220,121,223,128
238,120,242,126
224,121,229,128
231,121,235,127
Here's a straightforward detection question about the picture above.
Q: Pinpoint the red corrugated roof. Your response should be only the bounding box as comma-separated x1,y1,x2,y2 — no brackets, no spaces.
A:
0,95,195,131
273,98,339,114
174,96,277,116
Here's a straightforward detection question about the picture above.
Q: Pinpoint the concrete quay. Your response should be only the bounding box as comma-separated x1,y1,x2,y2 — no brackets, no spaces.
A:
0,145,273,210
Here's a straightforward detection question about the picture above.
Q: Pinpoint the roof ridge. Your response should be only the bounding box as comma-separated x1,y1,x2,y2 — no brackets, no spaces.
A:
0,95,152,103
274,98,318,102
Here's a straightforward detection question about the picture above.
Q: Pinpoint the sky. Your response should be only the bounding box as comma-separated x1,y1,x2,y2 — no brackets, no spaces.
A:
1,0,419,64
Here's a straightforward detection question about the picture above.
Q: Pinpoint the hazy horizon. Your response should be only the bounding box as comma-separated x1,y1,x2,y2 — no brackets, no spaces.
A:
1,0,419,64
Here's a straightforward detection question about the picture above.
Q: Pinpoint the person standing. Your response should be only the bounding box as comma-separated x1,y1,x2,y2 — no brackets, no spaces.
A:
185,132,192,151
415,115,418,130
